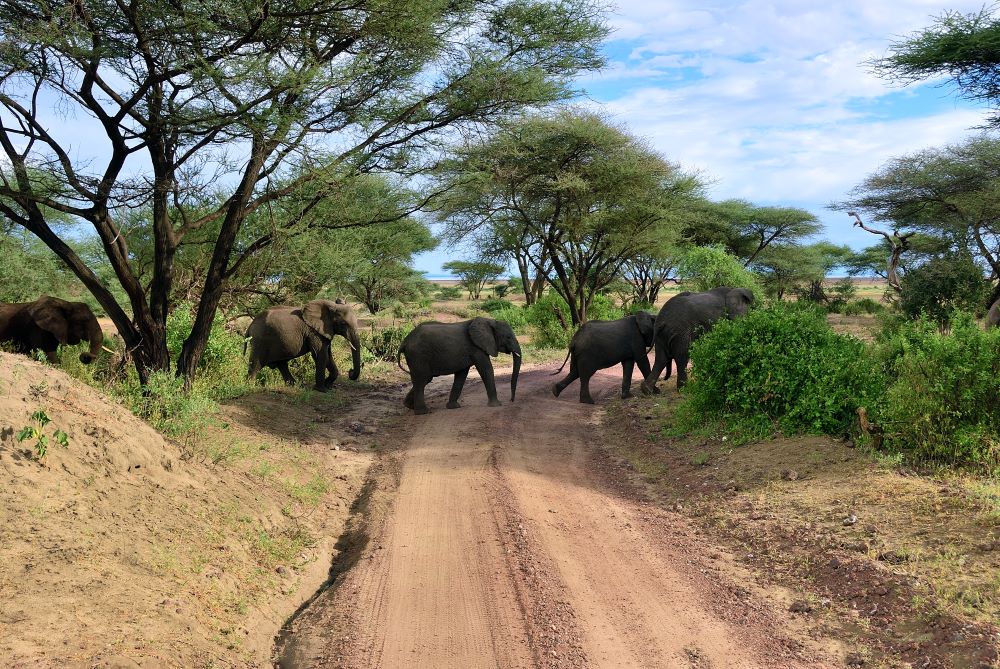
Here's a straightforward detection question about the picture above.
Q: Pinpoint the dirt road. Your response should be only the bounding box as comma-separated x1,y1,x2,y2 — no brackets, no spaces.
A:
277,365,833,668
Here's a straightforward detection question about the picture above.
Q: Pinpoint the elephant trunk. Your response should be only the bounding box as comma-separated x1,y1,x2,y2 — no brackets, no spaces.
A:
510,345,521,402
347,328,362,381
80,318,104,365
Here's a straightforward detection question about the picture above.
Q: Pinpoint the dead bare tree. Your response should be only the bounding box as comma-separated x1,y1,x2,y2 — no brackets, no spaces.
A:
848,212,915,294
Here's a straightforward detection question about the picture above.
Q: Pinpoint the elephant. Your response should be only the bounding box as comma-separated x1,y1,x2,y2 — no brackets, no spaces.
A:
245,299,361,391
551,311,655,404
0,296,104,365
987,298,1000,329
641,287,754,393
398,317,521,415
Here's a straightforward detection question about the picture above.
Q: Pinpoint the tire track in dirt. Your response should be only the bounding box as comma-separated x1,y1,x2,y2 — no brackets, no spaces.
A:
278,365,834,668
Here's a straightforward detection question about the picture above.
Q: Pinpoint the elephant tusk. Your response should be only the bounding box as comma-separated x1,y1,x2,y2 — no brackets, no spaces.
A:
101,345,116,354
512,352,521,358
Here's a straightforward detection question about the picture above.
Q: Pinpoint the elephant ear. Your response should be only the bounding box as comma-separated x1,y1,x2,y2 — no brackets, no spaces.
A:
726,288,754,316
301,300,333,340
27,297,68,343
468,317,498,357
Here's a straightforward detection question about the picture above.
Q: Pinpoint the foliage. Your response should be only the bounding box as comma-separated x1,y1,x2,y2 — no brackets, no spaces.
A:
0,0,607,383
842,298,885,316
681,304,884,436
492,283,512,299
117,371,219,440
442,260,507,300
434,285,464,300
676,246,761,294
526,292,623,348
836,136,1000,302
488,305,530,332
872,314,1000,470
437,109,703,325
873,6,1000,127
706,199,822,263
899,254,991,325
359,324,414,364
16,409,69,460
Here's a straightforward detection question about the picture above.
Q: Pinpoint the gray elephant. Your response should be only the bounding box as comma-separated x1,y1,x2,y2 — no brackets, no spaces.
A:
987,298,1000,329
398,317,521,415
246,299,361,391
641,287,754,392
0,295,104,364
552,311,655,404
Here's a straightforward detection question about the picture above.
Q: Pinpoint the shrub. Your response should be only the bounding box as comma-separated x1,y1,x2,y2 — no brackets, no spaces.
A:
481,298,515,313
872,313,1000,470
117,370,218,440
899,253,990,326
682,303,884,436
856,297,883,314
435,285,463,300
677,245,762,294
359,323,414,363
527,292,573,348
489,305,529,332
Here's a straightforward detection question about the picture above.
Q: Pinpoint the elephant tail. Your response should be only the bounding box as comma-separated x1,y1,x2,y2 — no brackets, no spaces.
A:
396,345,410,373
550,346,572,376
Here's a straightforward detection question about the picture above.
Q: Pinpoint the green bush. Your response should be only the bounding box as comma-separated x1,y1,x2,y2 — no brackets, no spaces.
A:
872,313,1000,470
525,292,625,349
481,298,515,313
677,245,762,294
489,305,529,332
117,371,218,440
435,285,463,300
899,253,990,326
359,323,414,363
682,303,884,435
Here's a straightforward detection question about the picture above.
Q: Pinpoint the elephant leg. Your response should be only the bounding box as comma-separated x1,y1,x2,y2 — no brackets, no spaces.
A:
635,347,653,381
276,361,296,386
473,358,502,407
325,353,340,389
579,368,596,404
247,358,263,385
412,381,431,415
675,348,690,389
403,387,415,409
642,345,668,395
311,347,331,392
447,367,470,409
621,359,635,399
44,349,59,364
552,357,579,397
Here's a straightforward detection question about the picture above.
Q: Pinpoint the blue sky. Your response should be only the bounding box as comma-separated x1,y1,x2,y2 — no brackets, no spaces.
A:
417,0,991,276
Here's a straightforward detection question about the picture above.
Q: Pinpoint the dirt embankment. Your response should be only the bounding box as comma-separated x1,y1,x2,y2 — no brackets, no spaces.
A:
0,352,386,667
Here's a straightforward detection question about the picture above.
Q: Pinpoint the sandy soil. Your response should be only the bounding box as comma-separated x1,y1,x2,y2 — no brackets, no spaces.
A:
278,364,837,668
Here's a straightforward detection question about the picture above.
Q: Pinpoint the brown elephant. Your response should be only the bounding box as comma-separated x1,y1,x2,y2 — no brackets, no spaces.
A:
245,299,362,391
0,295,104,364
987,298,1000,329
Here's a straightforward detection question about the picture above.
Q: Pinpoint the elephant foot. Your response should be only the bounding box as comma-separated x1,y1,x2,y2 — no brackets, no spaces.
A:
413,407,431,415
446,401,461,409
580,396,595,405
312,384,330,393
640,382,653,395
552,384,562,397
621,391,632,399
488,399,503,408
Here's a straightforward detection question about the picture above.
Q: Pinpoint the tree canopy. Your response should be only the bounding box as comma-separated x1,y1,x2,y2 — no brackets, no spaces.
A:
873,6,1000,127
437,109,702,324
0,0,607,382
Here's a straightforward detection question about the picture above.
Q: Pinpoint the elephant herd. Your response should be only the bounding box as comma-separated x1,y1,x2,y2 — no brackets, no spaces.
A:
2,292,998,416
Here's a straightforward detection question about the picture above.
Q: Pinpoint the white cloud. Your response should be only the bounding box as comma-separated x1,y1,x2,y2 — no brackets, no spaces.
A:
580,0,993,249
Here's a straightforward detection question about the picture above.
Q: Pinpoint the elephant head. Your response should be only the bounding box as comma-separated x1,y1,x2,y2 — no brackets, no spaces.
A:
724,288,754,318
634,310,655,347
468,317,521,402
27,296,103,364
302,299,362,380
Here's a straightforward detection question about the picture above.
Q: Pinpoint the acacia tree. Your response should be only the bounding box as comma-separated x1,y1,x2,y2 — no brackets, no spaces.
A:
438,110,701,325
835,137,1000,305
0,0,606,383
873,6,1000,127
442,259,506,300
708,199,821,265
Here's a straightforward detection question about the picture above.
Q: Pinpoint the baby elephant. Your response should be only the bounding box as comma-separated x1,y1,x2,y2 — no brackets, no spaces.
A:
552,311,655,404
